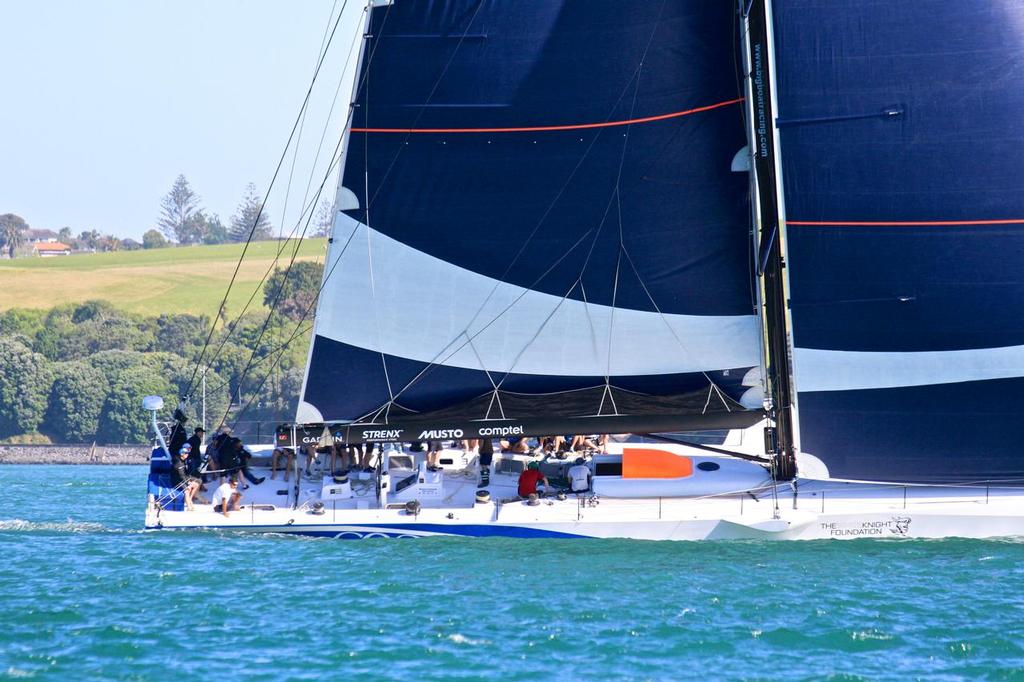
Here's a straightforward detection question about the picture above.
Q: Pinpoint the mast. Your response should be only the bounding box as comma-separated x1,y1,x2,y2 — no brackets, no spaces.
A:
740,0,796,479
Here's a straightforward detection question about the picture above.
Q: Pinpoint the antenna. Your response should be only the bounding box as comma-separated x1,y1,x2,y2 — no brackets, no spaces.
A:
142,396,172,458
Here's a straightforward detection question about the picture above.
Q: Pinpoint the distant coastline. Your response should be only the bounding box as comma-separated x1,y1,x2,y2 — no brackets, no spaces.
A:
0,444,149,465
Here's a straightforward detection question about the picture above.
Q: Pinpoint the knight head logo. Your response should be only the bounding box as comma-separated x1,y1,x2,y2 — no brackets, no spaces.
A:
891,516,911,537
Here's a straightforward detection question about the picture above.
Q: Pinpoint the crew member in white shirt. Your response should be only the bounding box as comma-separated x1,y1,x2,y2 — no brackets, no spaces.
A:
211,477,242,517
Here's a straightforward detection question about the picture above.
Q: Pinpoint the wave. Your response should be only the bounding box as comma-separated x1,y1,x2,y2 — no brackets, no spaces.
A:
0,518,111,533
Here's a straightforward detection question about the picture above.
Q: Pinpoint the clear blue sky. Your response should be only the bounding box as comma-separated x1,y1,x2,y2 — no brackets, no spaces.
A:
0,0,358,240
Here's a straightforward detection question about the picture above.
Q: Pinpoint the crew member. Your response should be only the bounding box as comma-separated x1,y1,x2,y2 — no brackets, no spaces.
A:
517,461,548,498
478,438,494,489
271,447,295,481
211,477,242,517
171,444,202,511
185,427,205,479
567,457,591,493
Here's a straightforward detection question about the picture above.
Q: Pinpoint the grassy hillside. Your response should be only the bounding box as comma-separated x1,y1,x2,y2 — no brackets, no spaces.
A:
0,239,327,317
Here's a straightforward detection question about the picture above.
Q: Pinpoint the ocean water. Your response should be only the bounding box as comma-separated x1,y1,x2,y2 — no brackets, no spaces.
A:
1,466,1023,681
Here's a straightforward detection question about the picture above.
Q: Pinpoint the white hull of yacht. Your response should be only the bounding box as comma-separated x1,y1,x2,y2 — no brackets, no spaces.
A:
145,480,1024,541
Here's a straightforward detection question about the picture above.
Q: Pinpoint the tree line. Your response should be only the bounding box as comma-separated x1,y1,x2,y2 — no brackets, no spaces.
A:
145,175,332,248
0,262,323,444
1,174,333,256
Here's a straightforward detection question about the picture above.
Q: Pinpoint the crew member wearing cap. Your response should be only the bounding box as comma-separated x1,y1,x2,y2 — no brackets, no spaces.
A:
567,457,591,493
517,461,549,498
171,443,202,511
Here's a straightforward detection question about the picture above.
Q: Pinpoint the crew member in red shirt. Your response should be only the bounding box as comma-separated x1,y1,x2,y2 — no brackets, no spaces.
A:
517,461,549,498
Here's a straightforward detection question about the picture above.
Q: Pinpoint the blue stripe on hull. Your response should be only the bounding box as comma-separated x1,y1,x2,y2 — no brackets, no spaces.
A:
799,377,1024,483
149,524,589,539
294,524,587,539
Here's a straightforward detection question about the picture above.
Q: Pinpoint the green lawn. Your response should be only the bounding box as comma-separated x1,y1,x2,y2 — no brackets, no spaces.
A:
0,239,328,317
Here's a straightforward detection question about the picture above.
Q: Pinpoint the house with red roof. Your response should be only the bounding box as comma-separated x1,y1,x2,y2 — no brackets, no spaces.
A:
31,240,72,257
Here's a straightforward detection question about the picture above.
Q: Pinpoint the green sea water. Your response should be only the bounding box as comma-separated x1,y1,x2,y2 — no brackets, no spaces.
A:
1,465,1023,680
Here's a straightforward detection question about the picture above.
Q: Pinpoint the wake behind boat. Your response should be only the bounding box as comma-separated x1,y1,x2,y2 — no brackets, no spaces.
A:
143,0,1024,540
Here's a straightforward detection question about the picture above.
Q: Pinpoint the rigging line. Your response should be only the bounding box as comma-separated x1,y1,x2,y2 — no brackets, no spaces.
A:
489,190,618,392
603,248,623,415
361,8,396,408
217,132,356,429
578,284,603,383
272,0,340,392
198,50,366,374
217,200,319,429
184,5,349,402
226,322,312,431
194,137,347,384
239,209,367,425
463,334,504,419
299,1,365,217
198,43,368,376
362,0,487,210
189,11,367,387
701,385,714,415
600,0,664,414
379,227,598,412
365,6,661,362
788,218,1024,226
362,4,668,412
618,245,736,412
350,98,745,134
494,280,581,391
439,36,673,366
280,0,341,238
488,112,636,395
378,53,665,411
204,324,314,397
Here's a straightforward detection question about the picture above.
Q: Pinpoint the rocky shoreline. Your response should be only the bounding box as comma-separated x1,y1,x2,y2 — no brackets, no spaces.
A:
0,444,151,465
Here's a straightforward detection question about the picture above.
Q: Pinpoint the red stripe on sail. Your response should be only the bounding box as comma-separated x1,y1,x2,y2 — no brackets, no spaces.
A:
350,97,744,134
788,219,1024,227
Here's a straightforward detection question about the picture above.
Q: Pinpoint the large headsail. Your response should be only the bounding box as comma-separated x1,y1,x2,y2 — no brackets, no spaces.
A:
772,1,1024,481
298,1,764,434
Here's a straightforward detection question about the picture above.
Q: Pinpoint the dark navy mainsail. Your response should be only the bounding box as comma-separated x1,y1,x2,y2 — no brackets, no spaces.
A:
772,1,1024,481
299,1,762,427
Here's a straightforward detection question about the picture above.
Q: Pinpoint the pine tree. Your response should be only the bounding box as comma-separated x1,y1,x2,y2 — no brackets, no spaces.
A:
313,197,334,237
157,175,205,244
229,183,273,242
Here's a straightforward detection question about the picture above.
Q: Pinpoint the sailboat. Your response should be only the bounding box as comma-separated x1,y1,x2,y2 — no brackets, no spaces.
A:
143,0,1024,540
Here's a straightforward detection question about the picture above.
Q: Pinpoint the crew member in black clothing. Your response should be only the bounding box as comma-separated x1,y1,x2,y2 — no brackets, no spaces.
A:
477,438,494,488
228,438,265,487
171,444,201,511
206,427,233,480
168,421,188,459
185,427,205,475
